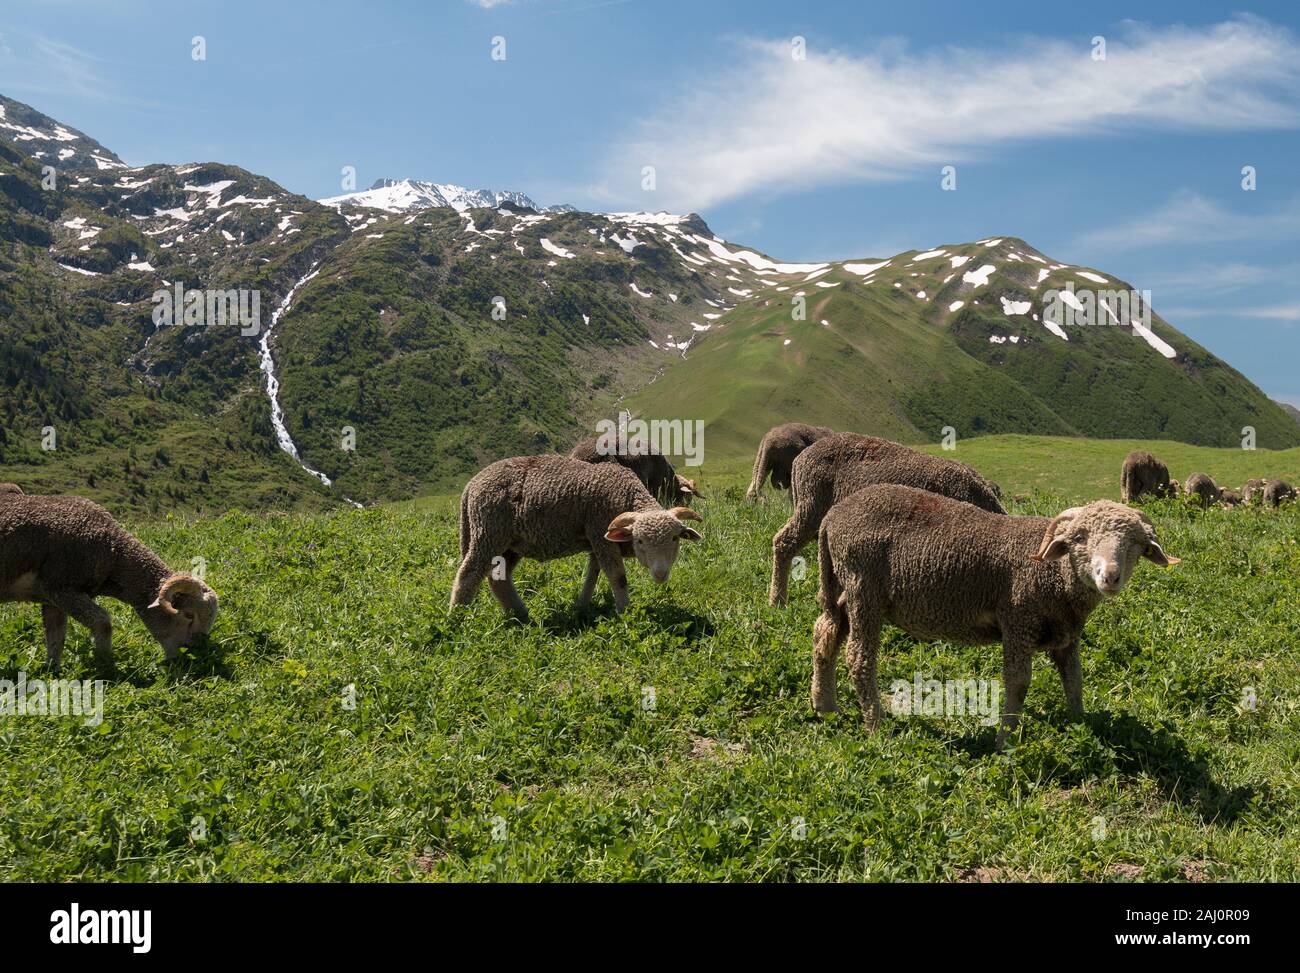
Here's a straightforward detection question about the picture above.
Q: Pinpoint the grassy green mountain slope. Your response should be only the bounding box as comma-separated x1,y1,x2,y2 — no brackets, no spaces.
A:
628,238,1300,459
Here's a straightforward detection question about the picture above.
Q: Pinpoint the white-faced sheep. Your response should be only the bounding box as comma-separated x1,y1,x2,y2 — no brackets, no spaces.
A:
1120,451,1174,502
746,422,835,500
0,493,219,673
812,484,1180,748
450,454,703,623
769,433,1005,605
1262,479,1297,508
1183,472,1221,507
569,436,703,506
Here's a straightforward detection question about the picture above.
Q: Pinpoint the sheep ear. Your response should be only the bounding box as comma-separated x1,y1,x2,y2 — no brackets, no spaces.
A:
604,511,637,543
1143,543,1180,567
680,527,702,542
669,506,702,523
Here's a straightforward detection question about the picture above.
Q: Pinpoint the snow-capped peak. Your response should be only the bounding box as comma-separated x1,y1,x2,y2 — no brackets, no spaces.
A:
319,177,571,215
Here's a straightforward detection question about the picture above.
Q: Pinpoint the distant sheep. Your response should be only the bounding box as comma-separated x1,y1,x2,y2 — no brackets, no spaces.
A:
1183,472,1221,507
1219,488,1244,508
1242,478,1267,504
1263,479,1297,508
569,436,703,506
0,483,23,495
770,433,1005,605
0,494,219,673
812,484,1180,748
450,454,702,623
1120,450,1174,502
746,422,835,500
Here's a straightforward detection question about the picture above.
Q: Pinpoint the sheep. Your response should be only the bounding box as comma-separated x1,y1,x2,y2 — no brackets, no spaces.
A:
769,433,1005,605
1262,479,1297,508
1183,472,1221,507
450,454,703,623
1219,488,1244,508
0,494,219,674
569,436,703,506
0,483,23,494
1120,450,1174,502
811,484,1180,748
746,422,835,500
1242,478,1267,504
1167,478,1181,498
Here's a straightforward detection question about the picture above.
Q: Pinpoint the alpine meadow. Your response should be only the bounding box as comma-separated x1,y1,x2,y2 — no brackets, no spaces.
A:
2,0,1300,902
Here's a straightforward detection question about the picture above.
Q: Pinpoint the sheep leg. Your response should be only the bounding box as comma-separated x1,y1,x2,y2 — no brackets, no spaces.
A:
844,598,883,730
593,545,630,614
449,543,497,610
811,603,847,713
995,643,1034,749
746,443,770,500
47,592,115,676
41,604,68,674
576,554,600,608
1050,640,1084,718
769,510,815,606
487,551,529,624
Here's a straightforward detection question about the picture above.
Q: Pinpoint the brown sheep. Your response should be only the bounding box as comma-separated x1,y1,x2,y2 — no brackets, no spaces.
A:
0,483,23,495
0,494,219,674
746,422,835,500
1242,478,1267,504
450,455,703,623
1183,473,1221,507
1262,479,1297,508
569,436,702,506
769,433,1005,605
1120,450,1173,502
1219,488,1244,508
812,485,1180,748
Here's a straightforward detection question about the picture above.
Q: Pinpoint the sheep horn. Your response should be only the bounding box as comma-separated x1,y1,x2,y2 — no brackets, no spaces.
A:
669,506,703,523
1031,507,1081,561
150,573,205,615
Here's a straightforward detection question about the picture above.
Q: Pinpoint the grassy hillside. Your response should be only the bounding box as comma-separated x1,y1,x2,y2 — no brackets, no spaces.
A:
628,241,1300,457
1,437,1296,881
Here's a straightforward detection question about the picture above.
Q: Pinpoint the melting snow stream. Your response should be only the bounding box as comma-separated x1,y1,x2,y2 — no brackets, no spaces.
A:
258,264,359,503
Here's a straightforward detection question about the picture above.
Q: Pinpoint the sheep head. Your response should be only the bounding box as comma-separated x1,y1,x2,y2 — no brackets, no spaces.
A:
604,507,703,583
1031,501,1179,596
141,573,220,653
673,474,706,503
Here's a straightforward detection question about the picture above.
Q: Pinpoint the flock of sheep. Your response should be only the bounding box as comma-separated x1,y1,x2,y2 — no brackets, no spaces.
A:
0,422,1292,747
1119,449,1297,509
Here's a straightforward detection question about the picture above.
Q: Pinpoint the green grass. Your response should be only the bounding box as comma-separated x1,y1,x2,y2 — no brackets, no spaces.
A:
0,437,1297,881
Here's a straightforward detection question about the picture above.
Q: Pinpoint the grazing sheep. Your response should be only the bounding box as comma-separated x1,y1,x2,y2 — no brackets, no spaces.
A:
1167,478,1181,498
0,494,219,673
746,422,835,500
1219,488,1244,508
0,483,23,494
450,454,703,623
812,485,1179,748
769,433,1006,605
1262,479,1297,508
569,436,703,506
1242,478,1267,504
1183,472,1221,507
1120,450,1174,502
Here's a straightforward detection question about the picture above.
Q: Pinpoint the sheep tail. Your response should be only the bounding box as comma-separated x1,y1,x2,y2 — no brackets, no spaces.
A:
747,441,770,499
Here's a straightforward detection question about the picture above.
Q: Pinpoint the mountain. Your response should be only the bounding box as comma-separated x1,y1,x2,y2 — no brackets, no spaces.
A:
319,177,572,215
1279,401,1300,427
1,93,1296,511
0,94,127,175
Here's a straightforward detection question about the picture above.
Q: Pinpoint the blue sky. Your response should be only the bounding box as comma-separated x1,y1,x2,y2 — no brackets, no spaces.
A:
3,0,1299,412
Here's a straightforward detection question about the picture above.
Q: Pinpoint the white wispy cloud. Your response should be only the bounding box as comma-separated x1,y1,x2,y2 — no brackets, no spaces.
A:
598,16,1300,211
1075,191,1300,250
1157,303,1300,322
